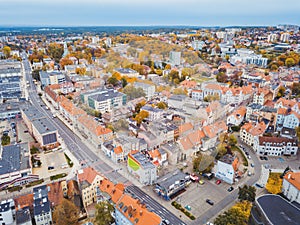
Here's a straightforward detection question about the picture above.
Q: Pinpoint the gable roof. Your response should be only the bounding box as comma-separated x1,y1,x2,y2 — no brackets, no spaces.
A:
284,171,300,191
77,167,102,186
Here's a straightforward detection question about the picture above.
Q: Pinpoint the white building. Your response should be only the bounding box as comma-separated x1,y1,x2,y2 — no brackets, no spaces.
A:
141,105,163,121
169,51,181,66
33,185,52,225
191,40,205,50
280,33,291,42
254,136,298,156
215,154,239,184
267,33,278,43
134,82,155,100
240,122,267,146
230,49,268,67
0,199,15,225
282,171,300,204
276,108,300,130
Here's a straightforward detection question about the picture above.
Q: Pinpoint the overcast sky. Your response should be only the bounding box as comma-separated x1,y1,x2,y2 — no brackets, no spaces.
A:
1,0,299,26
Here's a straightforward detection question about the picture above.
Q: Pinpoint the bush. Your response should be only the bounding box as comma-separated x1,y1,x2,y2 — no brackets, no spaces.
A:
30,146,39,154
7,186,22,192
171,201,196,220
25,179,44,188
1,135,10,146
50,173,67,181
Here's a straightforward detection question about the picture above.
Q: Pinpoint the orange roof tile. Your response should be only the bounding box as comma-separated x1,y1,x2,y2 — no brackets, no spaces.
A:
77,115,112,136
77,167,102,185
14,194,34,210
114,146,123,155
284,171,300,191
178,122,193,135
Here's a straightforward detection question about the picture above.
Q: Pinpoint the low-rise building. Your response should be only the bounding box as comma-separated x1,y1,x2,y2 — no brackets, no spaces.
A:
216,154,239,184
0,199,15,225
154,169,190,200
240,121,267,146
254,136,298,156
127,152,157,185
140,105,164,121
16,206,32,225
114,68,139,77
227,106,246,126
39,71,66,89
133,82,155,100
282,171,300,204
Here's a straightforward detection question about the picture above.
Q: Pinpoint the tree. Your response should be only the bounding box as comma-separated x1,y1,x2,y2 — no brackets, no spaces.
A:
122,85,146,101
265,173,282,194
134,110,149,125
107,77,119,86
60,58,73,69
156,102,168,109
285,57,295,67
214,208,248,225
1,135,10,146
53,199,79,225
75,67,86,75
134,100,146,113
228,134,237,147
47,43,64,63
94,201,114,225
121,77,128,88
238,185,256,202
173,88,187,95
277,86,286,98
291,83,300,96
2,46,11,58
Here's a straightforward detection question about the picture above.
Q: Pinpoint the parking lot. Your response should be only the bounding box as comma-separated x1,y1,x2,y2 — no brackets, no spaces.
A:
175,178,233,218
32,150,71,179
16,120,35,143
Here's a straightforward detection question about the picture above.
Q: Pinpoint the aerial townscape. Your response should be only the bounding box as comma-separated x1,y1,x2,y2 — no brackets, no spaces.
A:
1,2,300,225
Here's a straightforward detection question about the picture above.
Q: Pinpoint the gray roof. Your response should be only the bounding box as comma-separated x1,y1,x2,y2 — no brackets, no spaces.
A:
88,89,125,102
0,143,30,176
160,142,180,153
131,152,155,169
0,202,11,213
33,185,51,215
141,105,163,113
115,68,137,74
168,94,187,101
32,118,57,134
256,195,300,225
134,82,154,88
39,71,50,79
219,154,236,165
247,103,263,110
156,169,188,189
16,206,32,224
22,107,45,121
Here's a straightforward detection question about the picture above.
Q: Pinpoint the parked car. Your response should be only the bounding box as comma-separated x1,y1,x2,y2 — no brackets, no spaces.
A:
227,186,234,192
245,152,249,155
162,219,170,225
259,156,264,160
216,179,222,185
199,179,205,185
48,166,55,170
255,183,264,188
263,156,268,161
206,199,214,205
247,155,251,159
251,163,255,167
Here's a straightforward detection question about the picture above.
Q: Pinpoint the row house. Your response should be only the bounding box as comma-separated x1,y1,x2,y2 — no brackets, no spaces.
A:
275,98,300,114
77,115,113,148
282,171,300,204
198,101,226,125
141,105,164,121
240,121,267,146
253,136,298,156
59,96,87,123
252,88,273,105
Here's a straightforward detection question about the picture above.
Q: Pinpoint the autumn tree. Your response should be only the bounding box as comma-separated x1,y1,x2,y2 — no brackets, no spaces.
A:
60,58,73,69
285,58,295,67
134,100,146,113
94,201,114,225
238,185,256,202
214,206,249,225
47,43,64,63
265,173,282,194
156,102,168,109
2,46,11,58
53,199,79,225
276,86,286,98
75,67,86,75
107,77,119,86
134,110,149,125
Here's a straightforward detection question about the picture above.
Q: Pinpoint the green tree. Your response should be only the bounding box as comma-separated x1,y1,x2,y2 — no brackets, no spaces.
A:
228,134,237,147
122,85,146,101
47,43,64,63
1,135,10,146
238,185,256,202
94,201,114,225
107,77,119,86
2,46,11,58
121,77,128,88
53,199,79,225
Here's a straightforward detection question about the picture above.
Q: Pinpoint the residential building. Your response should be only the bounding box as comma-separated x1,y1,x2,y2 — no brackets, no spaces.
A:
0,60,22,78
77,167,103,208
114,68,139,78
0,102,22,120
80,88,126,114
39,71,66,89
253,88,273,105
167,94,188,110
227,106,246,126
77,114,113,148
191,40,205,50
133,82,155,100
160,142,181,165
267,33,278,42
16,206,32,225
0,143,35,190
249,194,300,225
33,185,52,225
253,136,298,156
169,51,181,66
280,32,290,42
21,107,59,148
230,49,268,67
140,105,163,121
0,76,22,100
276,108,300,130
282,171,300,204
154,169,190,200
127,152,157,185
0,199,15,225
240,121,267,146
216,154,239,184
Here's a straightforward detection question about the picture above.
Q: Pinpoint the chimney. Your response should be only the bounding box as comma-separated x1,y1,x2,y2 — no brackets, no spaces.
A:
288,174,291,179
139,210,143,216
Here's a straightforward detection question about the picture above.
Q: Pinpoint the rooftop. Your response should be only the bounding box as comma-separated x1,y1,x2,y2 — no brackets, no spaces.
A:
284,171,300,191
16,206,31,224
156,169,189,190
32,117,57,134
256,194,300,225
129,152,155,169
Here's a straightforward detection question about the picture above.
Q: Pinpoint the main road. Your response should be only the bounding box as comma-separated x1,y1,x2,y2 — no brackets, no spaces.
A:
21,52,186,225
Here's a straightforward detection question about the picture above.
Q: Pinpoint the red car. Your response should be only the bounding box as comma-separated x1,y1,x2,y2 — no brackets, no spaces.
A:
216,179,222,185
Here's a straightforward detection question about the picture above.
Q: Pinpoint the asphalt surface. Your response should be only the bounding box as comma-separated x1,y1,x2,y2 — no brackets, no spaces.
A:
21,52,186,225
